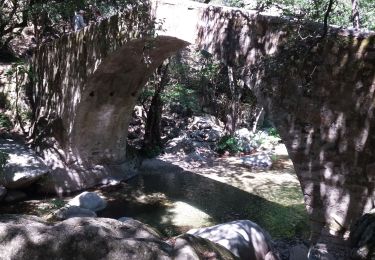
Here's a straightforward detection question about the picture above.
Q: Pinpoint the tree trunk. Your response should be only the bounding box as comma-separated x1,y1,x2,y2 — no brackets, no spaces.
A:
143,62,169,150
351,0,360,29
225,66,242,136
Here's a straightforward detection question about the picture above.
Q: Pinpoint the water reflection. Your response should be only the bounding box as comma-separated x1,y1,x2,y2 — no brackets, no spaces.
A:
98,160,308,238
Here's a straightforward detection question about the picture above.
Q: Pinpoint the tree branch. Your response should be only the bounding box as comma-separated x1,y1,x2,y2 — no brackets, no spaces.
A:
321,0,334,39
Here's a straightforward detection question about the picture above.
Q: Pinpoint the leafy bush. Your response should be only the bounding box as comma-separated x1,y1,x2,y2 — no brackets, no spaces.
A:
268,127,280,138
0,151,9,176
217,135,241,155
162,83,200,114
0,113,12,129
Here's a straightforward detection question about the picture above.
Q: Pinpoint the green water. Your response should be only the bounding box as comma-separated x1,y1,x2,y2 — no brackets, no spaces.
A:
98,169,309,239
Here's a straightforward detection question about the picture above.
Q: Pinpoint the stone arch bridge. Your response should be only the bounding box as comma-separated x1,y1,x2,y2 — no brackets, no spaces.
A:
30,0,375,248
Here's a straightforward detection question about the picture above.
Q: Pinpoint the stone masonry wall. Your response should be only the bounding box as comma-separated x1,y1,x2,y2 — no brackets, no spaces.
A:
193,3,375,248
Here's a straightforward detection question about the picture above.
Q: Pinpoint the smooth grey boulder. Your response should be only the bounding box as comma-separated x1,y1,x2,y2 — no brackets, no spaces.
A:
0,215,171,260
171,234,238,260
187,220,279,260
0,214,242,260
67,191,107,212
0,138,49,189
0,185,6,201
54,206,97,220
4,190,27,203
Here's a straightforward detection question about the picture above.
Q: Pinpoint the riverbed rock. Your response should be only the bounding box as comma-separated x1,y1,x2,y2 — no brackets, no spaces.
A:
54,206,97,220
118,217,164,239
350,208,375,259
171,234,238,260
188,115,224,132
0,138,49,189
4,190,27,203
242,153,273,169
0,215,172,260
0,186,6,201
67,191,107,212
187,220,277,260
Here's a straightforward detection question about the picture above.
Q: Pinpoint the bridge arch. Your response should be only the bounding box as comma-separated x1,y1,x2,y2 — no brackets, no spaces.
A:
30,0,375,251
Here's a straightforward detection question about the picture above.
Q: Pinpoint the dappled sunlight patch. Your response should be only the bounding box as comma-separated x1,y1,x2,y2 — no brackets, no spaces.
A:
162,201,213,228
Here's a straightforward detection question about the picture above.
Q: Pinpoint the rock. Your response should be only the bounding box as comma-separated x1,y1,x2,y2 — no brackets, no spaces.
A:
0,215,171,260
187,220,277,260
54,206,97,220
165,135,195,154
0,185,6,201
235,128,252,140
350,209,375,260
118,218,164,239
0,138,49,189
171,234,238,260
189,115,224,132
242,153,273,169
307,244,335,260
189,129,222,142
68,191,107,212
4,190,27,203
290,244,308,260
118,217,134,222
101,177,121,186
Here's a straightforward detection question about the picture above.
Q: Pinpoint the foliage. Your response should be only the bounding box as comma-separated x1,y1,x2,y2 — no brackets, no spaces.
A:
0,93,10,110
0,113,12,129
196,0,375,30
0,0,146,58
216,135,241,155
0,151,9,176
162,83,200,113
267,127,280,138
49,198,66,209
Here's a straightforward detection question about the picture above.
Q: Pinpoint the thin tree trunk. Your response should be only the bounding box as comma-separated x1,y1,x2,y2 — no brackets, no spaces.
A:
143,62,169,150
226,66,242,136
351,0,360,29
252,107,264,133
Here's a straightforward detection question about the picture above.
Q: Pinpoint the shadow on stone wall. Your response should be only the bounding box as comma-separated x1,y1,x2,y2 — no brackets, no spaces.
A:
195,4,375,253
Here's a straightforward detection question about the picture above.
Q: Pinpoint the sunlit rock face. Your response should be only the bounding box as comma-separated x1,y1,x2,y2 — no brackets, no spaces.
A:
31,0,374,249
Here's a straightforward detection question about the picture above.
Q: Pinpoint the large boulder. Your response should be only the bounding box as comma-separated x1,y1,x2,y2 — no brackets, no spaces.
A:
187,220,278,260
0,215,171,260
67,191,107,212
0,215,239,260
0,138,49,189
350,209,375,259
171,234,238,260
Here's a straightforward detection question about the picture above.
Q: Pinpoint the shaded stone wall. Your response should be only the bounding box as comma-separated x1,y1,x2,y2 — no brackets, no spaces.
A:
193,3,375,247
31,3,188,193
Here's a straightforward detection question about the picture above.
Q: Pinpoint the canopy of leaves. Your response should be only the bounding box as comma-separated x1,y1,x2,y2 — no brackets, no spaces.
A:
196,0,375,30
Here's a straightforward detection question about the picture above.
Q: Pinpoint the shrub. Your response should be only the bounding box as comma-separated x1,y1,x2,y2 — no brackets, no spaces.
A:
0,113,12,129
0,151,9,176
217,135,241,155
268,127,280,138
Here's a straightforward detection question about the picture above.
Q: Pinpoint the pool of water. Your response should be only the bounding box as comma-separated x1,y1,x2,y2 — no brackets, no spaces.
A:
98,167,308,238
